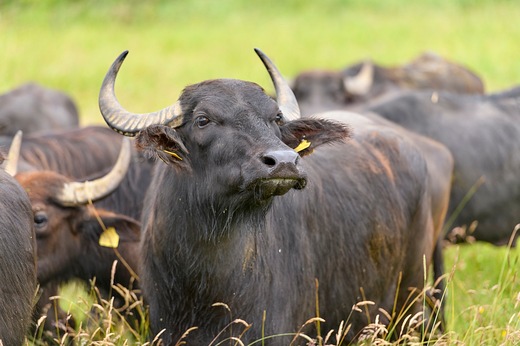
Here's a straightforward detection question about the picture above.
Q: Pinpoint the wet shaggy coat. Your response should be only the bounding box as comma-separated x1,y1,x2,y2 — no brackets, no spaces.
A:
133,79,437,345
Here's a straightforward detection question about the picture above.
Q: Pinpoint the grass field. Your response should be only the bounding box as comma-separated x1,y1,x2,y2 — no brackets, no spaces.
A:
1,1,519,344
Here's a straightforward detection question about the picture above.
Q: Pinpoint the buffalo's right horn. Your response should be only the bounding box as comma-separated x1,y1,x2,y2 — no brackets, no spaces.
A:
0,130,22,176
54,137,132,206
343,61,374,96
254,48,301,121
99,50,184,136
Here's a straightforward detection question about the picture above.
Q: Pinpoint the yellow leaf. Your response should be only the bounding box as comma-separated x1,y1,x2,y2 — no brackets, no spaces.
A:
294,139,311,153
99,227,120,248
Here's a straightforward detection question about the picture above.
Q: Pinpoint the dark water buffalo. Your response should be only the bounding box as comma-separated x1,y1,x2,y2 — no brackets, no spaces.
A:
363,87,520,245
0,82,79,136
15,138,140,289
98,50,444,345
292,52,485,116
17,141,142,336
0,150,37,345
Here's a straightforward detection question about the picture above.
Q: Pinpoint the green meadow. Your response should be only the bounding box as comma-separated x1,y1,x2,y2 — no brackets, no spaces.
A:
1,0,519,344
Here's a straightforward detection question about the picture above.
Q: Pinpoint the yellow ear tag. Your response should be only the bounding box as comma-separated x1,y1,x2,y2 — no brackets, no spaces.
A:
294,139,311,153
99,227,120,248
163,149,183,161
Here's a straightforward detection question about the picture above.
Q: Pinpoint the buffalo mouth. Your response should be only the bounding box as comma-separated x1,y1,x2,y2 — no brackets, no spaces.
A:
251,177,307,200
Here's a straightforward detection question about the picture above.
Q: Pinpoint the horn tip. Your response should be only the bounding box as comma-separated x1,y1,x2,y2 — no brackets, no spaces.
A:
116,50,130,64
13,130,23,143
254,48,267,60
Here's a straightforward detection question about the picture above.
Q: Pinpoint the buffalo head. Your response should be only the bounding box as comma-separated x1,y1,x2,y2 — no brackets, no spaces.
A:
99,49,350,203
14,138,139,286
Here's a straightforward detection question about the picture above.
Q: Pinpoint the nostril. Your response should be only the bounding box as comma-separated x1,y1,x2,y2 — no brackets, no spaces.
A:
262,155,277,167
261,150,299,168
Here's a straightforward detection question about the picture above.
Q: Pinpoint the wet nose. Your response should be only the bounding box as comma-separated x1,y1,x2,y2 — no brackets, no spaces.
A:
261,149,299,169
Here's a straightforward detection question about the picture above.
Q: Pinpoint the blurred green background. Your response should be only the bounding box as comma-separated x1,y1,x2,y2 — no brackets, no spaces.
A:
2,1,519,343
1,0,519,125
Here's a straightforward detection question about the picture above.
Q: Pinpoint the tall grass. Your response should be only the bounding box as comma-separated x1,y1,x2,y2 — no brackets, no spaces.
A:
443,226,520,345
27,229,520,345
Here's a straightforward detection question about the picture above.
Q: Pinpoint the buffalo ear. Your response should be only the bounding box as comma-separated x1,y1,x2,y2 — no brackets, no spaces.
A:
135,125,190,170
280,118,351,157
77,208,141,244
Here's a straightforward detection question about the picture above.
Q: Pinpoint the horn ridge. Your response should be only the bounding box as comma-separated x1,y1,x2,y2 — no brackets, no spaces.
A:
99,51,183,136
55,137,133,206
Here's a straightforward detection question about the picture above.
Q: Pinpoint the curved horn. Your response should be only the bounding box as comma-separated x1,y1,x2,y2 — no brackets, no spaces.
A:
343,61,374,96
254,48,301,121
1,130,22,176
55,137,132,206
99,50,184,136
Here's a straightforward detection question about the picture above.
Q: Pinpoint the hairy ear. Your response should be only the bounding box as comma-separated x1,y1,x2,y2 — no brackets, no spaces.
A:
135,125,190,170
78,208,141,244
280,118,351,157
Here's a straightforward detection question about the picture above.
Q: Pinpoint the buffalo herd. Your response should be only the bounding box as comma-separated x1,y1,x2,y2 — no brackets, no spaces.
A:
0,49,517,345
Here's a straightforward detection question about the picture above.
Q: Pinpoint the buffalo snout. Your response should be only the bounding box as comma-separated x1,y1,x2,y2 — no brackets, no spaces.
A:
249,149,307,199
261,149,300,169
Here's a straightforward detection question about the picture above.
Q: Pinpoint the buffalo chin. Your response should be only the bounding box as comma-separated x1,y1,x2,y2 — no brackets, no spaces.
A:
252,178,306,200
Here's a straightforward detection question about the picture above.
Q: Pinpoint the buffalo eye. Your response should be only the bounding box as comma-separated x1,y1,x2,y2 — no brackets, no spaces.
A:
274,112,284,126
195,116,211,128
34,211,48,230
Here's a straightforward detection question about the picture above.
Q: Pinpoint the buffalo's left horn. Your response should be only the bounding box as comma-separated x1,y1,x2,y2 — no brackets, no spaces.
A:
254,48,301,121
1,130,22,176
55,137,132,206
99,50,184,136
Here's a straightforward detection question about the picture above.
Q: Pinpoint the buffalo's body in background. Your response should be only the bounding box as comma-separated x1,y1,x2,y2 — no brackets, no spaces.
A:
0,83,79,136
292,52,484,116
363,87,520,245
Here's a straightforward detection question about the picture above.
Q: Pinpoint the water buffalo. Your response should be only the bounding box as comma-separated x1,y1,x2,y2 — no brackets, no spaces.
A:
0,146,37,345
15,138,139,288
98,49,445,345
362,87,520,245
8,127,155,335
292,52,485,116
0,82,79,136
